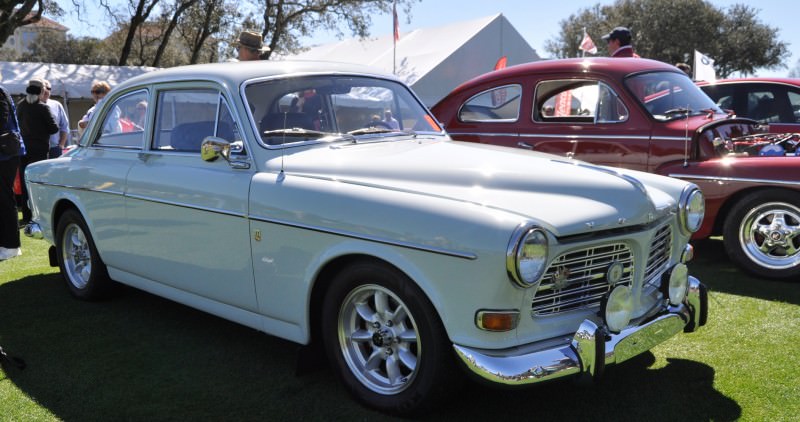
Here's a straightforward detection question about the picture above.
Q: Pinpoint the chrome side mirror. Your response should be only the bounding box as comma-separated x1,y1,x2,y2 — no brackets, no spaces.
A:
201,137,250,169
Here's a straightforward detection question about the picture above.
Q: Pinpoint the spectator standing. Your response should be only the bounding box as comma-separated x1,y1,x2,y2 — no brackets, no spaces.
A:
383,109,399,129
78,81,111,135
0,83,25,261
41,79,69,158
676,62,692,77
16,78,58,226
236,30,270,61
602,27,640,58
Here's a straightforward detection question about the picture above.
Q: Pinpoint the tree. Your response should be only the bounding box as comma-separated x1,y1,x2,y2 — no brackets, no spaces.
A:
0,0,62,46
545,0,789,78
17,33,118,64
789,58,800,78
176,0,240,64
245,0,419,60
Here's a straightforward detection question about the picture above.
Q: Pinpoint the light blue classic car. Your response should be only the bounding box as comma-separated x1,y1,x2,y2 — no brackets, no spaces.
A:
25,61,708,414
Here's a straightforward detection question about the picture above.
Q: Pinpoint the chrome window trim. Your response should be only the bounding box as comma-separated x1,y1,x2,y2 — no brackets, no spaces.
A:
457,84,523,123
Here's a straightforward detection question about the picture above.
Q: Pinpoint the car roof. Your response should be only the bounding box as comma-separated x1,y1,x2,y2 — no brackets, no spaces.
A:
696,77,800,87
449,57,681,93
115,60,399,93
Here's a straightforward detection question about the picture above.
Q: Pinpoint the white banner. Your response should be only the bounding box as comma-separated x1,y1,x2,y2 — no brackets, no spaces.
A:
694,50,716,81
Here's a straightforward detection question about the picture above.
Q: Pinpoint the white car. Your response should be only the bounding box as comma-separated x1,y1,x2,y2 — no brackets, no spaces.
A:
25,61,708,415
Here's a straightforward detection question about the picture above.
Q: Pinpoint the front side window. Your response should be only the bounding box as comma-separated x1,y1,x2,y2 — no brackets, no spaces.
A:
626,71,722,121
534,80,627,123
152,89,240,153
457,85,521,122
92,90,148,149
788,91,800,123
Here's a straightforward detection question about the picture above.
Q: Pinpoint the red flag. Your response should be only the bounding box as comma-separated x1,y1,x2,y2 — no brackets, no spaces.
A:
393,1,400,42
579,30,597,55
494,56,508,70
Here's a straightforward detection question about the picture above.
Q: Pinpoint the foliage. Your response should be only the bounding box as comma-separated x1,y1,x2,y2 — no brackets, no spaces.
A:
242,0,420,61
16,33,117,64
790,58,800,78
1,231,799,419
0,0,62,46
546,0,789,78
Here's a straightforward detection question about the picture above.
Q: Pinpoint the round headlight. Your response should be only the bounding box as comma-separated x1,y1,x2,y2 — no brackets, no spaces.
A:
680,188,705,234
664,263,689,306
507,227,548,288
604,285,633,333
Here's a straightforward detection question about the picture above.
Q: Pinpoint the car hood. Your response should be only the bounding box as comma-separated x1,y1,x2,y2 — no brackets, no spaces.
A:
270,139,669,236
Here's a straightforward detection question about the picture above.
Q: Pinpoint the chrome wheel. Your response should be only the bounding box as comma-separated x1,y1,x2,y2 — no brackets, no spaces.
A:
337,284,420,395
738,201,800,271
62,222,93,289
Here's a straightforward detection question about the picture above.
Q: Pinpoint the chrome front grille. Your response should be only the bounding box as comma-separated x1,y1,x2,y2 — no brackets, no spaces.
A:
644,225,672,283
532,243,633,316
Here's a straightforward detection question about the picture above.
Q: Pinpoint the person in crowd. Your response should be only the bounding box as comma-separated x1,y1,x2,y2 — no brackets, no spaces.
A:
134,100,148,129
383,109,399,129
41,80,69,158
602,26,640,58
15,78,58,227
78,81,111,134
0,83,25,261
236,30,270,61
676,62,692,77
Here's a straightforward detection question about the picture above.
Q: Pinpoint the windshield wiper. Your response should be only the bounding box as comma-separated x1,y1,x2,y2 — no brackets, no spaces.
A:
346,127,396,136
662,107,691,117
262,128,329,138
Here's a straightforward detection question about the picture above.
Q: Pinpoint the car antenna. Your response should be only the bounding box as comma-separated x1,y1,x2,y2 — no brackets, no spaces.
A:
683,104,690,168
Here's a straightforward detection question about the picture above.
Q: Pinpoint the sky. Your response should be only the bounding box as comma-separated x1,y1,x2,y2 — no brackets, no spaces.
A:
60,0,797,77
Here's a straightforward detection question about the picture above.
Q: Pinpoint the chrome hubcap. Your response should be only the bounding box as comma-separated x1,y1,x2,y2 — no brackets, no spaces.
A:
338,284,420,395
63,223,92,289
740,202,800,270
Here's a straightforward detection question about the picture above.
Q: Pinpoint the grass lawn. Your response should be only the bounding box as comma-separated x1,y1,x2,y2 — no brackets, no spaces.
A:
1,230,798,421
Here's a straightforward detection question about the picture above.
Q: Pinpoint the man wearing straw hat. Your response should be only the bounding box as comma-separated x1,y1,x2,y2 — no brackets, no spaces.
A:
236,30,270,61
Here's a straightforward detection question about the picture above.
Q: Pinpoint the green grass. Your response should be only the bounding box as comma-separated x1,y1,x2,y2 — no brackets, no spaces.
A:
1,231,798,421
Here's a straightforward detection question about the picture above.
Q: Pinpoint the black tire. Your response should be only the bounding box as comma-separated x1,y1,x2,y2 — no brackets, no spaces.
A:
55,209,113,300
722,189,800,280
321,261,458,415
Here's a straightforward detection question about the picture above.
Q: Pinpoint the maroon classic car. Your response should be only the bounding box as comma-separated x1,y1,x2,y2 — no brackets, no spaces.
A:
431,58,800,280
697,77,800,133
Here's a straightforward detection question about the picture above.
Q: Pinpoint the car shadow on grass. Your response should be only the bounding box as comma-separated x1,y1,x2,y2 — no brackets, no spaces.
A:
690,238,800,306
1,274,741,421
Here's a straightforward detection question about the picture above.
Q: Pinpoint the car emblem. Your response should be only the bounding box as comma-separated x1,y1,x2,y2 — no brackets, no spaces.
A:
552,266,571,290
607,261,624,284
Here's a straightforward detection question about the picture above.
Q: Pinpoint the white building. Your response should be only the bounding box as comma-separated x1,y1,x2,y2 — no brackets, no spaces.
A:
2,14,68,55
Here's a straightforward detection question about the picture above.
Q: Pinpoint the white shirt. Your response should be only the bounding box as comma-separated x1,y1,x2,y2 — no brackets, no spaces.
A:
45,99,69,148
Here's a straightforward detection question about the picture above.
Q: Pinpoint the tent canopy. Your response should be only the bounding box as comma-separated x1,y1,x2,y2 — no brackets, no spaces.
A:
282,14,540,106
0,61,156,99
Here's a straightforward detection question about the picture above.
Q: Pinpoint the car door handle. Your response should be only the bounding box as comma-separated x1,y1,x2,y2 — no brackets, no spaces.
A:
517,141,533,150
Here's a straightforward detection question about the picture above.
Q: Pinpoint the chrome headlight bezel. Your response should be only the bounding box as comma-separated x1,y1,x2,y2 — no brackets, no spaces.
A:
602,284,633,333
678,186,705,234
506,225,549,288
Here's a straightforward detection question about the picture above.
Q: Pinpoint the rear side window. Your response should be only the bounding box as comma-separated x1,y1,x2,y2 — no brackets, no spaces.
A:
152,89,241,153
457,85,521,122
534,80,628,124
91,90,149,149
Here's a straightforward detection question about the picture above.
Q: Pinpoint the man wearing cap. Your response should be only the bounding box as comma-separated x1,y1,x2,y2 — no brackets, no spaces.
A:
236,30,270,61
602,26,640,58
15,77,58,226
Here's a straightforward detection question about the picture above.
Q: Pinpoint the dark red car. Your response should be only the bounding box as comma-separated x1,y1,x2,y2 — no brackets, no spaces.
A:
432,58,800,280
697,77,800,133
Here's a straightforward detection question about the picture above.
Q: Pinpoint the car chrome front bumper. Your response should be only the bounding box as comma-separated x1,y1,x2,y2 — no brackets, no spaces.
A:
454,276,708,386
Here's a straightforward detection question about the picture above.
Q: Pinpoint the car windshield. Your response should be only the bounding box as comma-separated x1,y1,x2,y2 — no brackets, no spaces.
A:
244,75,442,146
625,71,722,121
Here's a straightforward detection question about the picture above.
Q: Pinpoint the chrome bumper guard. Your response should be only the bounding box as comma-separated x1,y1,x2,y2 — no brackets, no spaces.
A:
454,276,708,386
24,221,44,240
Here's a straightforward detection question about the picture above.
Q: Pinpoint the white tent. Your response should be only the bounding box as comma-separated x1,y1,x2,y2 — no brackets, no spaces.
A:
282,14,539,106
0,61,156,130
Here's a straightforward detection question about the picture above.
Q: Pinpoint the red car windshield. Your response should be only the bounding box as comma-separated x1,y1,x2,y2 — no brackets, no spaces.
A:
626,71,722,121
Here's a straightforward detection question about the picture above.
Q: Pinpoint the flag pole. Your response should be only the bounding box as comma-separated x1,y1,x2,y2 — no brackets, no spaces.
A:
393,0,397,75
